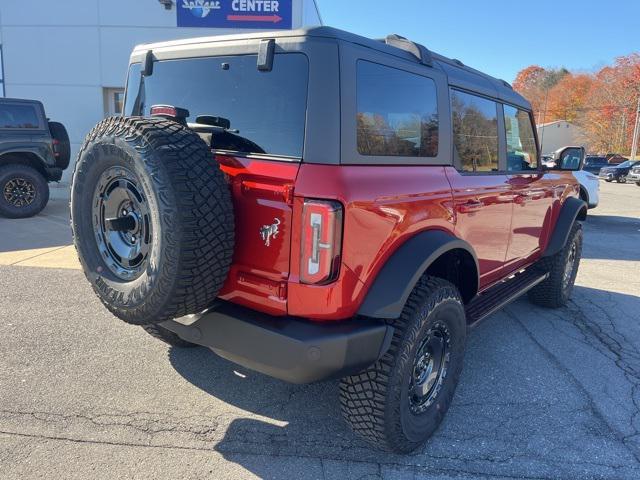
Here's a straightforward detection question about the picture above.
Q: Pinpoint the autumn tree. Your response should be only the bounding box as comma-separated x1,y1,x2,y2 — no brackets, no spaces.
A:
513,54,640,154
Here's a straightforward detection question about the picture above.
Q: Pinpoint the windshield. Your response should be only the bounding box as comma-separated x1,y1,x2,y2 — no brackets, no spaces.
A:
124,53,309,158
617,161,633,168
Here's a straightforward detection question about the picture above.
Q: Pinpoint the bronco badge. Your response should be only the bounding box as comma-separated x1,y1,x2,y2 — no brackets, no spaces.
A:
260,218,281,247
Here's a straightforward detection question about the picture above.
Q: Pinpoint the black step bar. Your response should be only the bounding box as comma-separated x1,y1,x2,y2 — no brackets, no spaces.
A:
466,269,548,326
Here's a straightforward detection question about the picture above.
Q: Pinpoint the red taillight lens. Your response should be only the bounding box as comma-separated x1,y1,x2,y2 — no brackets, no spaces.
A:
52,138,60,157
300,199,343,285
150,105,178,117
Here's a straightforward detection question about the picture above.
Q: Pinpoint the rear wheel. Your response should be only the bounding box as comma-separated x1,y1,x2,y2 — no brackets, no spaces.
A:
340,276,467,453
71,116,234,325
617,176,627,183
528,222,582,308
0,164,49,218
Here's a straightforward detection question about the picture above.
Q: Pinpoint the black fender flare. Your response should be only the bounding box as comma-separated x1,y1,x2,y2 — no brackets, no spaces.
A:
358,230,479,319
543,196,587,258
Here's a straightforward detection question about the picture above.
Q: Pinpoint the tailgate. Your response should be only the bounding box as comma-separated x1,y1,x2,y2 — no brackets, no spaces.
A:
217,154,300,315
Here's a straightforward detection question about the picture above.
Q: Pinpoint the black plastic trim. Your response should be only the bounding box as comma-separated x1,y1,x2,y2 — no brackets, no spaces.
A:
358,230,479,319
160,302,393,384
543,197,587,258
44,167,63,182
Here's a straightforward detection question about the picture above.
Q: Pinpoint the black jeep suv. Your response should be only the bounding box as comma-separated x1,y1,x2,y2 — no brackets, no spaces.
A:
0,98,70,218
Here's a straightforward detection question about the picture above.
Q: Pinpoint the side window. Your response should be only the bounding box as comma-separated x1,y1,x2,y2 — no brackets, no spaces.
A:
0,103,40,129
451,90,498,172
357,60,438,157
504,105,538,171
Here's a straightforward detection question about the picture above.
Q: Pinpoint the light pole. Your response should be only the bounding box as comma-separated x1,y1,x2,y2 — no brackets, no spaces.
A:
630,94,640,160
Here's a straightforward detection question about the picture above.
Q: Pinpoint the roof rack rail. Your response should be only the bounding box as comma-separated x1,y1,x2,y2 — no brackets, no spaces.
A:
382,34,433,67
500,79,513,89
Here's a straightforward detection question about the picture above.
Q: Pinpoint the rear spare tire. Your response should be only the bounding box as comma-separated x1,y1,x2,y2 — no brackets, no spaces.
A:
71,116,234,325
48,121,71,170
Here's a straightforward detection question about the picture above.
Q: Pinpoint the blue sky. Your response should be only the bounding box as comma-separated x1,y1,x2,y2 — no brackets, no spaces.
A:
318,0,640,82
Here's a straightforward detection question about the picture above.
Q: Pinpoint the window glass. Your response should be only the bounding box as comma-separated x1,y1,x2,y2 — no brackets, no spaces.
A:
451,90,498,172
504,105,538,171
125,53,309,158
0,103,40,129
357,61,438,157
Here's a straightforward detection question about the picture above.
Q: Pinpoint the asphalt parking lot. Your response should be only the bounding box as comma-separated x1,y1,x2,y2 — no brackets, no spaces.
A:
1,181,639,480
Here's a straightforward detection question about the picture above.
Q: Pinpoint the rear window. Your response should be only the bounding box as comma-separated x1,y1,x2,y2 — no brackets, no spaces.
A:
125,53,309,158
0,103,40,129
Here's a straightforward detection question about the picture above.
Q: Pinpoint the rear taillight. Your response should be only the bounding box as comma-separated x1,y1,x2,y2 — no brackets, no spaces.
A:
150,105,178,117
300,199,343,285
52,138,60,157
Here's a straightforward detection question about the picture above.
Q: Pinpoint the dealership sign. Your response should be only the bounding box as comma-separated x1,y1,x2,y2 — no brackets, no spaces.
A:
177,0,293,29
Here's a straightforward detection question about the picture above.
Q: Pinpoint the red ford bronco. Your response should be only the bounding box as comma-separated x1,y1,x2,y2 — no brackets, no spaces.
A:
70,27,586,453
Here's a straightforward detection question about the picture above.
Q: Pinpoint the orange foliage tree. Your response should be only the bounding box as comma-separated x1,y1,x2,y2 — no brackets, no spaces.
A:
513,54,640,154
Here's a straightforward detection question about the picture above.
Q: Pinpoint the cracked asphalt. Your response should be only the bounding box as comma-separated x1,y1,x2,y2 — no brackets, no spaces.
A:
1,181,639,479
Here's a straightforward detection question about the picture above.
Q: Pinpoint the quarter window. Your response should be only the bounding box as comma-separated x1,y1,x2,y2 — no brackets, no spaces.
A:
451,90,498,172
0,103,40,129
504,105,538,171
357,61,438,157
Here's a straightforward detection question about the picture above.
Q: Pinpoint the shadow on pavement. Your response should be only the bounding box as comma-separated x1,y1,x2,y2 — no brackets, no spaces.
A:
580,214,640,261
167,286,640,479
0,195,71,253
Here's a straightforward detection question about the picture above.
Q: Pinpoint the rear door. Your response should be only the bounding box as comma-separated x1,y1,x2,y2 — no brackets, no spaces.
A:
446,89,514,288
503,105,554,264
124,52,310,315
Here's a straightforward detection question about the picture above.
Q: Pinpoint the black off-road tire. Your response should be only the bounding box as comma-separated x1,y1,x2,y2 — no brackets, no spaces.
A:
528,222,583,309
0,164,49,218
340,276,467,453
71,116,234,325
617,176,627,184
142,323,198,348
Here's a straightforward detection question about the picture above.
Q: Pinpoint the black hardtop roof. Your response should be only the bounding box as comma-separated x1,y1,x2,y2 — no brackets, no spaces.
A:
133,26,530,110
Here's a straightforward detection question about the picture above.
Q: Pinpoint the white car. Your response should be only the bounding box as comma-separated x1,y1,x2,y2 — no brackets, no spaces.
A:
573,169,599,209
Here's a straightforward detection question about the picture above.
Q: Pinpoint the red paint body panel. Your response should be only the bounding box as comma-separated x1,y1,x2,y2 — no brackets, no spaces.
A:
216,154,299,316
288,164,455,320
215,154,578,322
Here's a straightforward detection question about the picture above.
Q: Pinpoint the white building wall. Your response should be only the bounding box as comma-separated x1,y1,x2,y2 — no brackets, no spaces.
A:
537,120,587,155
0,0,321,183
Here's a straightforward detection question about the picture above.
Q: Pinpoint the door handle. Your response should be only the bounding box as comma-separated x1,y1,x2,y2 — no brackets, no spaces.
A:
457,200,484,213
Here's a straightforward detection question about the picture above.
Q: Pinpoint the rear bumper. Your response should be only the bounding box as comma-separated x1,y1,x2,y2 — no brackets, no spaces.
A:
44,167,63,182
160,302,394,384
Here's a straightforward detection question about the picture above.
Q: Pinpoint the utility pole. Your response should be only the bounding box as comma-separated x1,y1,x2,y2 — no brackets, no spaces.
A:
631,94,640,160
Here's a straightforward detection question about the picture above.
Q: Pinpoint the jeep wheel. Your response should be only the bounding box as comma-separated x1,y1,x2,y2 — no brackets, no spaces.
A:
528,222,582,309
617,176,627,184
636,182,640,187
605,178,613,182
340,276,466,453
142,323,198,348
0,164,49,218
71,116,234,325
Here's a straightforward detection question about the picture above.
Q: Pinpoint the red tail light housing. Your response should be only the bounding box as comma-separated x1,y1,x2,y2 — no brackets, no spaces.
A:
52,138,60,157
300,199,343,285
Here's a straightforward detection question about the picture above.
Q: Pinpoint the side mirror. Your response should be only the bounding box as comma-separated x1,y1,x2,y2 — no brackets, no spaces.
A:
554,146,585,171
